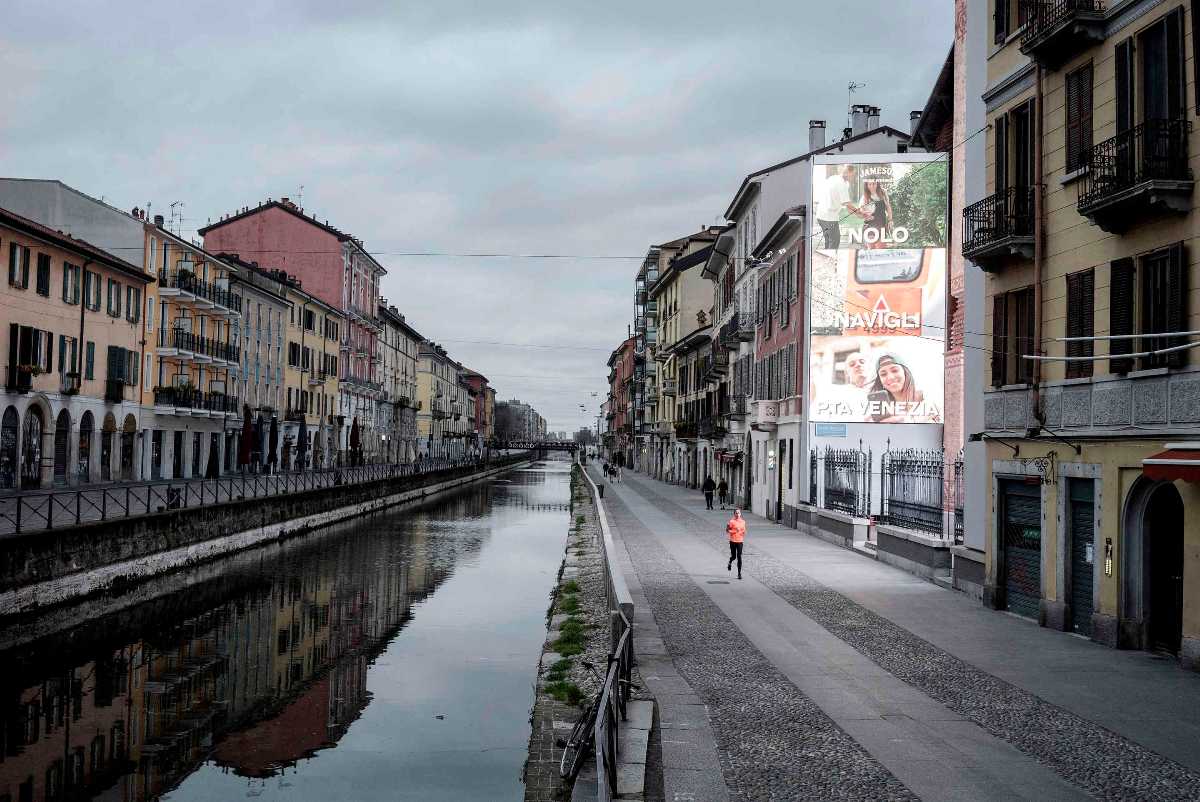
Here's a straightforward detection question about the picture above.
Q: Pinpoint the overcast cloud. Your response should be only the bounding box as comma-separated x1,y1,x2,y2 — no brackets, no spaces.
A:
0,1,950,434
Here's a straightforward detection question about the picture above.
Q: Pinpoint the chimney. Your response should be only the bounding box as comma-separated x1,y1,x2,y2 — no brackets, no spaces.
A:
867,106,880,131
153,214,165,228
910,110,922,136
808,120,826,152
842,127,853,140
850,104,871,137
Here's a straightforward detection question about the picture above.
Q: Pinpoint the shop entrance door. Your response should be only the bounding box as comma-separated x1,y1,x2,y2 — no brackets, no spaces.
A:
1001,480,1042,620
1147,484,1184,654
1069,480,1095,636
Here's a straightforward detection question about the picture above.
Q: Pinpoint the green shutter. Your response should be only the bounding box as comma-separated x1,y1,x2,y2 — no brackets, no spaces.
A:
1109,258,1135,374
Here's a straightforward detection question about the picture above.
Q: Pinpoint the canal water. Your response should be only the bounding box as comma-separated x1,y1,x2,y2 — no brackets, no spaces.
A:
0,459,571,802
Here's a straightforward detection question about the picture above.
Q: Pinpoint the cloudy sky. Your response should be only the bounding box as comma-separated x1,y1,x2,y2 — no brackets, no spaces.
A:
0,1,950,434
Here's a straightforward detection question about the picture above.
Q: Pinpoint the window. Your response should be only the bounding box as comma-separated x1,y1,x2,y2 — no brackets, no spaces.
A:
287,342,301,367
8,243,29,288
85,342,95,380
35,253,50,296
62,263,80,304
1065,269,1095,378
106,279,121,317
990,286,1035,386
106,346,139,386
83,271,101,310
57,335,78,376
1110,242,1189,372
147,295,154,328
125,286,141,323
303,309,315,331
1064,63,1093,173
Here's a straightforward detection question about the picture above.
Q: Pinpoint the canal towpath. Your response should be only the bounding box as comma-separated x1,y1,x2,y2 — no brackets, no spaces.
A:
594,466,1200,801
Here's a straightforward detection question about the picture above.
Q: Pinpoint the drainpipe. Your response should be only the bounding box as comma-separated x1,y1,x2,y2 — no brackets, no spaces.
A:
1032,64,1046,429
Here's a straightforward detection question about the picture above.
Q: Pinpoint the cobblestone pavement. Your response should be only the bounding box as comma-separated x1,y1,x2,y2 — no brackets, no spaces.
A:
603,489,918,802
628,476,1200,802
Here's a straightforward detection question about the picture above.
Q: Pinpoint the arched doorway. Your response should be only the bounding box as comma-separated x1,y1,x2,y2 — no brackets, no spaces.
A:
120,415,137,480
21,407,45,489
0,407,17,489
53,409,71,486
1122,478,1185,655
78,411,93,483
1147,484,1184,654
101,413,116,481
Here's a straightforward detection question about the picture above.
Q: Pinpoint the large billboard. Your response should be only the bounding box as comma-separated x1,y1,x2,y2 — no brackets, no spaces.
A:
807,157,948,424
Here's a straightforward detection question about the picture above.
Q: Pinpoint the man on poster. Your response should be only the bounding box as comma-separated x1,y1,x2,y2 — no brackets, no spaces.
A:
815,164,859,249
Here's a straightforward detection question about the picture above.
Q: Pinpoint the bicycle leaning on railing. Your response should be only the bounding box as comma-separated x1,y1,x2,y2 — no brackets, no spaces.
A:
557,650,638,782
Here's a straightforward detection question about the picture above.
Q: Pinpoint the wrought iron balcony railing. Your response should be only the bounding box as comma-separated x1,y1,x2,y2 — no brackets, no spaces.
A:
170,328,241,363
1077,119,1193,231
159,270,242,313
153,386,239,413
962,186,1035,266
1017,0,1104,68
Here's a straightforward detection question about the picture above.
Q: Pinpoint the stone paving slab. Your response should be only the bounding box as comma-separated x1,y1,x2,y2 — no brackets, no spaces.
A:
620,472,1200,801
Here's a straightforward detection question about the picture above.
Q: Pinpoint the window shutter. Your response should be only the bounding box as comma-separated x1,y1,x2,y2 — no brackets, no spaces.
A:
8,323,17,376
1193,0,1200,114
1065,64,1093,173
1167,6,1185,119
85,342,94,380
44,331,53,373
991,293,1008,386
994,115,1008,193
1166,242,1188,368
1065,270,1095,378
1115,38,1133,133
1109,258,1135,374
58,335,66,376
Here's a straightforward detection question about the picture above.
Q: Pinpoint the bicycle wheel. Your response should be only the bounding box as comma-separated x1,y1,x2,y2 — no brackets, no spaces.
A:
559,700,599,780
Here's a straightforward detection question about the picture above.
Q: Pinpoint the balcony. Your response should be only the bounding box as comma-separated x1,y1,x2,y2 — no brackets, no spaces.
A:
60,372,80,395
636,288,647,305
719,313,742,349
343,374,382,395
158,269,242,315
674,421,697,440
703,352,730,382
724,394,748,417
164,328,241,365
635,316,646,333
662,379,677,396
104,379,126,403
735,315,755,341
284,407,305,422
962,187,1035,269
308,371,329,386
153,386,239,415
1018,0,1105,69
1077,119,1193,233
4,364,33,393
698,417,727,440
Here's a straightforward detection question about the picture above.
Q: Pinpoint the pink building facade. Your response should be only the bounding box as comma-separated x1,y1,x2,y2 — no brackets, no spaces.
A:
200,200,387,462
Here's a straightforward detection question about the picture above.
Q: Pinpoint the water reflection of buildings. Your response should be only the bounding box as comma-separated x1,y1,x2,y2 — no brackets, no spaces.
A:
0,488,494,802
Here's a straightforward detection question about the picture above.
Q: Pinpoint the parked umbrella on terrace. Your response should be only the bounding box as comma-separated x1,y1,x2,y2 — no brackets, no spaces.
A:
253,414,264,472
297,418,309,471
238,404,253,470
268,416,279,474
350,417,361,466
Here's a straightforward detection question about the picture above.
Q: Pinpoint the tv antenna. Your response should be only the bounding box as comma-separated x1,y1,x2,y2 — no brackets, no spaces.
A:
847,81,866,129
169,201,184,233
298,184,304,208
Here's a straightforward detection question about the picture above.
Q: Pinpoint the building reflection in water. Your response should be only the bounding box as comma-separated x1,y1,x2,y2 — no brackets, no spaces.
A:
0,482,503,802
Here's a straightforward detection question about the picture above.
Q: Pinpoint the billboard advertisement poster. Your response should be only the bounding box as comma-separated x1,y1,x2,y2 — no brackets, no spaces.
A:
808,157,948,424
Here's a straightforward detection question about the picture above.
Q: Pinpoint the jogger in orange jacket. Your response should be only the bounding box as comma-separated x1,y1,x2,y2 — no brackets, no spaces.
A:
726,510,746,580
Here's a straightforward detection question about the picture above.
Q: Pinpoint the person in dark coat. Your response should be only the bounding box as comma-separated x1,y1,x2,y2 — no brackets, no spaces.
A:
702,475,716,510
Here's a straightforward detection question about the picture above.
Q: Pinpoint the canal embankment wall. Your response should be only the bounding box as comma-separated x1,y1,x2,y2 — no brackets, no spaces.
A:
0,455,533,619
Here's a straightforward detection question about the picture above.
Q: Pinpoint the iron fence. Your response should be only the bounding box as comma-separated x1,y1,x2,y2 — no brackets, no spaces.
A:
880,447,945,537
1019,0,1104,45
809,449,818,505
823,444,870,518
594,612,634,801
953,450,965,545
0,454,522,536
962,186,1035,256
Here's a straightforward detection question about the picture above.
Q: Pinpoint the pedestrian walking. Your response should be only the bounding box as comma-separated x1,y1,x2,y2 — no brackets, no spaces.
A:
717,477,729,509
702,475,716,510
726,509,746,580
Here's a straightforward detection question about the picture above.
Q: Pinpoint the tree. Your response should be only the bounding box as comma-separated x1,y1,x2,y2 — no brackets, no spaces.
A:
889,161,948,248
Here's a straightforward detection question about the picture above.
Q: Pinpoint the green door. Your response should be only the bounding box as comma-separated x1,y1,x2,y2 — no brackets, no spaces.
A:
1069,480,1095,636
1002,481,1042,620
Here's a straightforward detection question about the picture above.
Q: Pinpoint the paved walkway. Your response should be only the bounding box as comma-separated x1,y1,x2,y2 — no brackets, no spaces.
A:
596,468,1200,802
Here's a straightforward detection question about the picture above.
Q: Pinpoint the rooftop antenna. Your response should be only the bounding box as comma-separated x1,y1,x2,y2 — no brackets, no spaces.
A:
169,201,184,234
847,81,866,129
298,184,304,209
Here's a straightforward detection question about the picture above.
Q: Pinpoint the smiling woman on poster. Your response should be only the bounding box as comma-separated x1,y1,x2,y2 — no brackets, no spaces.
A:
864,352,941,423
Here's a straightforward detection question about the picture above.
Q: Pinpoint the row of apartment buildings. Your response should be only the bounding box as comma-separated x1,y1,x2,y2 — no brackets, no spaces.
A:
605,0,1200,671
0,180,497,488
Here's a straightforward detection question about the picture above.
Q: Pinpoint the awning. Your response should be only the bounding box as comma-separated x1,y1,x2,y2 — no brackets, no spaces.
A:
1143,443,1200,483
